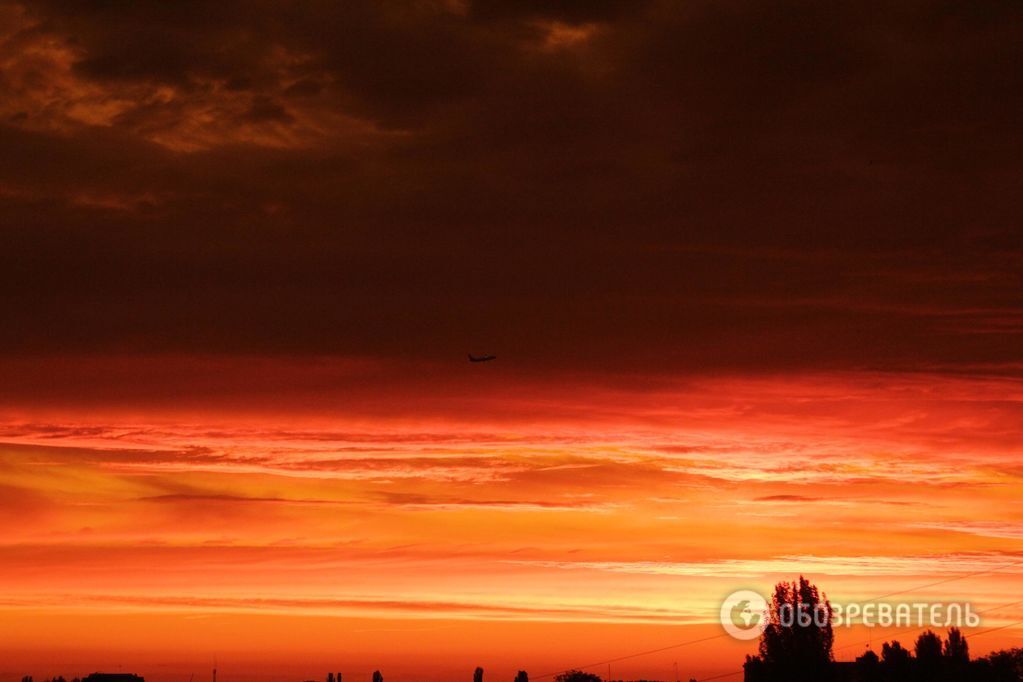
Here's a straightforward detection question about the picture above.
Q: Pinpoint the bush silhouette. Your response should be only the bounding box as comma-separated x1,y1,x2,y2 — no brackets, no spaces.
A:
553,670,602,682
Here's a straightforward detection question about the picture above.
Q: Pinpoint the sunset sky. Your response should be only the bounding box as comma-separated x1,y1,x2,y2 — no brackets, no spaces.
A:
0,1,1021,681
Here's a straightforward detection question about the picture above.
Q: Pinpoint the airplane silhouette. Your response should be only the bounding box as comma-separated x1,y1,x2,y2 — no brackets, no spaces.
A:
468,353,496,363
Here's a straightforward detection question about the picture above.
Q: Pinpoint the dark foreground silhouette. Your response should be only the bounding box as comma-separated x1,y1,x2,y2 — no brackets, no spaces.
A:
15,593,1023,682
23,675,146,682
744,577,1023,682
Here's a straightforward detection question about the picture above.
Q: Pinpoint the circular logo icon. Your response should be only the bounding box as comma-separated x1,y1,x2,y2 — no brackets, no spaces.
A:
720,590,769,640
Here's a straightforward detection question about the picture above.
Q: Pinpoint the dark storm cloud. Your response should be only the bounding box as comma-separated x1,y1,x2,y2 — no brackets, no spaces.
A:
0,0,1020,372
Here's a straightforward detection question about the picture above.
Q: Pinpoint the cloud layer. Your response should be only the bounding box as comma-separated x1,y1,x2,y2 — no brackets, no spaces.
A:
0,0,1020,371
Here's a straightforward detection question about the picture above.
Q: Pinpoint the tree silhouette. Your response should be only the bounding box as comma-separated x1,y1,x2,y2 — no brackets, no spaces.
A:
474,667,484,682
881,639,912,682
945,626,970,663
978,647,1023,681
855,649,880,682
514,671,528,682
940,627,970,681
915,629,944,679
881,640,911,666
327,673,334,682
372,671,383,682
553,671,601,682
754,576,834,681
915,630,943,661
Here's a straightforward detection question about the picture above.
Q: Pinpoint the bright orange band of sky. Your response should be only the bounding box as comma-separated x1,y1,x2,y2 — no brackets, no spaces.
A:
0,357,1020,681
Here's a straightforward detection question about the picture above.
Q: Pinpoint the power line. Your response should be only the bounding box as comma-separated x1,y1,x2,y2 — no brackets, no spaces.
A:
532,634,731,680
857,559,1023,603
965,619,1023,641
